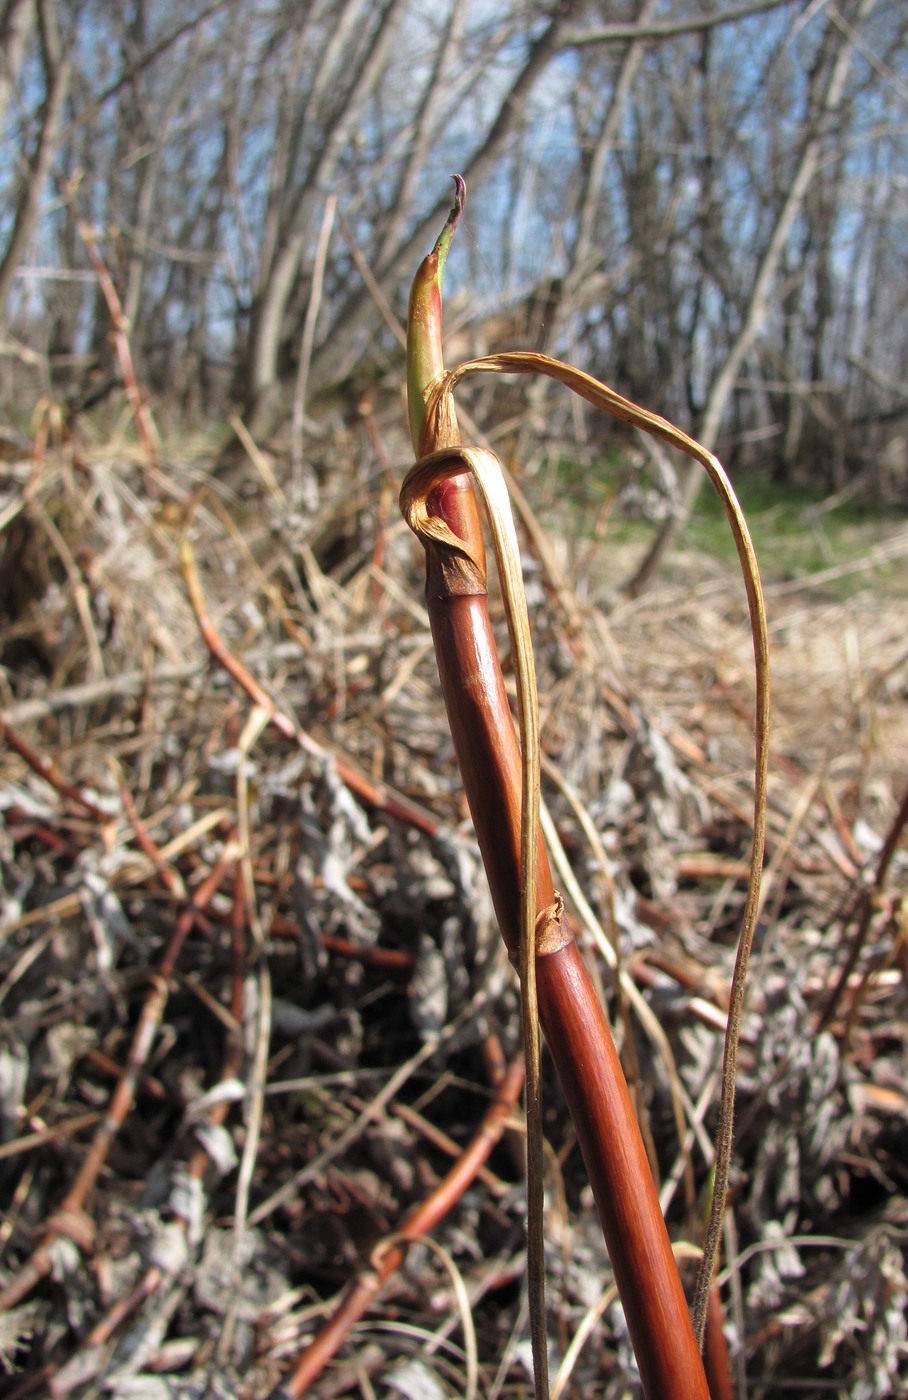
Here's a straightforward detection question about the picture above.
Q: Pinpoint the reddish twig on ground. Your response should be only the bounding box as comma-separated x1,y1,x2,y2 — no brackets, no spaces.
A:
3,863,250,1399
117,772,187,897
180,531,440,837
1,719,115,822
268,1051,526,1398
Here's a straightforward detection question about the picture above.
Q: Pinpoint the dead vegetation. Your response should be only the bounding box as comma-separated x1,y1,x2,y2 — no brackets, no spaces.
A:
0,400,906,1398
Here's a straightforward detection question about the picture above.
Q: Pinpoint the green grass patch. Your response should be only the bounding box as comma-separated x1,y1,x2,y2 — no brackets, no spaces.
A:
535,457,908,598
690,475,907,595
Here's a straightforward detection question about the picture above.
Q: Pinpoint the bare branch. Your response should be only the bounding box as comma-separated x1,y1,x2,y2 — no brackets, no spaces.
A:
564,0,795,47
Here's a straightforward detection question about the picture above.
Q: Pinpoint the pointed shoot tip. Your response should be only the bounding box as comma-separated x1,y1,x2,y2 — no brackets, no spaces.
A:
432,175,466,260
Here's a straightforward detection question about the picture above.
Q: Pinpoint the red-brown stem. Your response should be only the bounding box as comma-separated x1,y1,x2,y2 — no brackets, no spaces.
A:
270,1051,526,1399
406,180,709,1398
2,719,113,822
818,781,908,1033
429,595,541,929
119,775,186,897
181,535,440,837
535,942,708,1397
425,591,708,1397
76,215,161,485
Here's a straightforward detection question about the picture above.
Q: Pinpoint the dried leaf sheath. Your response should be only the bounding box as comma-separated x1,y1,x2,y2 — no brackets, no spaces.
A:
405,180,709,1399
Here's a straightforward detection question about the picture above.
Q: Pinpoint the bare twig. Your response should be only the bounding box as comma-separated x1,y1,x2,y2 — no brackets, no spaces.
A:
818,781,908,1033
1,719,116,822
269,1053,525,1398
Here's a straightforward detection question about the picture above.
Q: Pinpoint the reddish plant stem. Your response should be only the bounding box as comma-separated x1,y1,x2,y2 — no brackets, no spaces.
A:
75,213,161,486
703,1278,735,1400
426,589,709,1397
181,535,440,837
1,719,114,822
119,775,187,897
405,179,709,1399
533,942,707,1397
818,781,908,1033
429,596,536,914
269,1051,526,1399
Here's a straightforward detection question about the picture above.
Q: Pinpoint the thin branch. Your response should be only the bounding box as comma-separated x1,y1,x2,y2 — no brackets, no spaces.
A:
74,210,162,483
1,719,116,821
564,0,794,46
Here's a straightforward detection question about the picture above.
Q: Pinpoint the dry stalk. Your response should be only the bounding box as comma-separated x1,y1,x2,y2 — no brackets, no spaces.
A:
291,193,337,506
818,780,908,1034
217,704,272,1366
